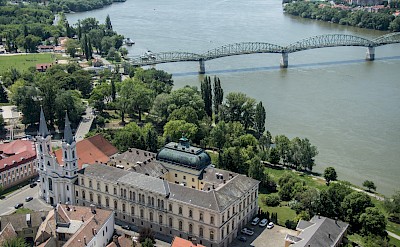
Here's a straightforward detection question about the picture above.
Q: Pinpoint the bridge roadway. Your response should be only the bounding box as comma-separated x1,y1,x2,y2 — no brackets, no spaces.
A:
128,32,400,74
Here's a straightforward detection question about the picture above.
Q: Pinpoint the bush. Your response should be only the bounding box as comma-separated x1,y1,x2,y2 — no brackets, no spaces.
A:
285,219,297,230
264,194,281,207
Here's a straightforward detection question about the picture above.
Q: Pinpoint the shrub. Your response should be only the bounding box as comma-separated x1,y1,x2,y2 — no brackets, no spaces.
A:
285,220,297,230
264,194,281,207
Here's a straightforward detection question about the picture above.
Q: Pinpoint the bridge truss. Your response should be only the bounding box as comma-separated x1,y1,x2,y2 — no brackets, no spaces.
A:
128,32,400,67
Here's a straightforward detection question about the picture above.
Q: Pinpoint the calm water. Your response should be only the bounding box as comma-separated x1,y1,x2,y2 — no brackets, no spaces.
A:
67,0,400,195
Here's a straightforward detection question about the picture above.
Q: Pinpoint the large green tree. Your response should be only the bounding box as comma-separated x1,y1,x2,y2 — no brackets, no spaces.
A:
163,120,198,141
201,76,212,118
359,207,387,237
254,101,266,138
323,167,337,185
213,76,224,121
341,191,374,230
221,92,256,129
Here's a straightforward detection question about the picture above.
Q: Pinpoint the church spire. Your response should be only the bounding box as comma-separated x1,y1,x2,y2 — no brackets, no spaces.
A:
64,113,74,145
39,107,49,137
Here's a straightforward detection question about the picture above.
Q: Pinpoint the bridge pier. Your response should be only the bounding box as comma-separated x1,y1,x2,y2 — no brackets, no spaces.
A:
199,59,205,74
366,47,375,61
280,52,288,68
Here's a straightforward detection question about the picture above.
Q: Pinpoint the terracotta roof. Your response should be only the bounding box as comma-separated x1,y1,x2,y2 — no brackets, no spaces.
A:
36,63,52,70
0,140,36,171
106,235,133,247
0,222,17,246
171,236,206,247
0,139,35,155
55,134,118,169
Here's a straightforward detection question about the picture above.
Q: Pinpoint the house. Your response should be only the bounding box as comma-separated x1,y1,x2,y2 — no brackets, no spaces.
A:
92,58,104,67
54,46,65,53
106,235,133,247
34,204,114,247
54,134,118,169
0,139,37,190
0,212,47,245
36,63,52,72
171,236,206,247
284,216,349,247
37,45,54,53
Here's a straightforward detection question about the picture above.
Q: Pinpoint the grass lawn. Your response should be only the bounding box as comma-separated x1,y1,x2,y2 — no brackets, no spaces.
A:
258,194,297,226
389,235,400,246
14,207,33,214
0,53,57,74
264,167,327,190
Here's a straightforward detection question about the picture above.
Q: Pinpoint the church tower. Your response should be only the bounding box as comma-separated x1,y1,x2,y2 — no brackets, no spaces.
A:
60,113,78,204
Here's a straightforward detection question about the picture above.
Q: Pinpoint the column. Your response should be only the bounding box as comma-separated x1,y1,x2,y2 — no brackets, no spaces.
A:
199,59,205,74
366,47,375,61
280,52,288,68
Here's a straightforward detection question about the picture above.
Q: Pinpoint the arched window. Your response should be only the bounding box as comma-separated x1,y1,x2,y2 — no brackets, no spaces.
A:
140,209,144,218
130,191,132,200
210,216,214,225
169,204,173,212
189,223,193,234
199,227,204,237
189,209,193,218
114,200,117,210
122,203,126,213
105,185,108,192
97,194,101,205
131,206,135,215
169,217,173,227
179,221,183,231
82,190,85,200
120,188,123,196
89,180,92,188
199,212,204,221
106,198,109,207
81,178,84,186
150,212,153,221
157,199,160,208
124,189,127,198
97,182,100,190
210,230,214,241
159,215,163,224
89,192,93,202
179,207,182,215
161,200,164,209
114,187,117,195
151,197,154,206
48,178,53,191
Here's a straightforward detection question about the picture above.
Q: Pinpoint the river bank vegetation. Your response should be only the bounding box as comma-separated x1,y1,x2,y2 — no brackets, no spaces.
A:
284,1,400,31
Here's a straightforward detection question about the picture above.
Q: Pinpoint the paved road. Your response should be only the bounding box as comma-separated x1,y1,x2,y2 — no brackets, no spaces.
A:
0,184,52,216
387,230,400,241
75,105,94,142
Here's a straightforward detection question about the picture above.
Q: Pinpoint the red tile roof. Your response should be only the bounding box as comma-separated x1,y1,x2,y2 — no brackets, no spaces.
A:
171,237,206,247
0,140,36,171
106,236,133,247
0,139,35,155
55,134,118,169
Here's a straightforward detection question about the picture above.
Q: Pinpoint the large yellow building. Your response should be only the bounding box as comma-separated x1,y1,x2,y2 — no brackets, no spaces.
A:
75,137,260,247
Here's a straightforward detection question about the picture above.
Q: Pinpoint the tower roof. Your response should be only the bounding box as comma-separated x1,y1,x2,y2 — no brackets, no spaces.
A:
38,107,50,137
63,113,74,145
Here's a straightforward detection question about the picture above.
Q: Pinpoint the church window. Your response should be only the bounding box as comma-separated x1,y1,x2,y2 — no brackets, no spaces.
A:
66,185,69,191
64,151,67,159
72,151,75,159
47,161,51,167
48,178,53,191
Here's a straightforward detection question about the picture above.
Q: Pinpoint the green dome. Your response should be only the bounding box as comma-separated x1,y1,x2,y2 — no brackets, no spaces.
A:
156,140,211,170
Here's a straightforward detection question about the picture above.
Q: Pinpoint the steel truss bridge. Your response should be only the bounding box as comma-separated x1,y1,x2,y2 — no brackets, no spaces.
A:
128,33,400,73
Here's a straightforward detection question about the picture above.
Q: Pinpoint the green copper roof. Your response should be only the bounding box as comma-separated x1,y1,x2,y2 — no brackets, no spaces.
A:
156,139,211,170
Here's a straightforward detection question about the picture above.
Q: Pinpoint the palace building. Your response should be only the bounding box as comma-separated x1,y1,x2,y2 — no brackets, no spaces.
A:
36,111,260,247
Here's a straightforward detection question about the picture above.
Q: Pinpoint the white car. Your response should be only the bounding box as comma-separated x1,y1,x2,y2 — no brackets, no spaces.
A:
251,217,260,225
241,228,254,236
259,219,268,227
267,222,274,229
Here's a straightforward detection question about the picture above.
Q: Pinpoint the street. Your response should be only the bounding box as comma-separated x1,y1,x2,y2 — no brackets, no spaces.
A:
75,105,94,142
0,184,52,216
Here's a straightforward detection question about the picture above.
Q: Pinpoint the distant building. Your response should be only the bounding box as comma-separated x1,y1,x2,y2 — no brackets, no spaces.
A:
36,63,53,72
284,215,349,247
37,45,54,53
0,211,47,244
171,236,206,247
345,0,383,6
34,204,114,247
0,139,37,190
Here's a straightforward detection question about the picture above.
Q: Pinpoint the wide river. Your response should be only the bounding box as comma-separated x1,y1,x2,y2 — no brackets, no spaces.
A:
67,0,400,196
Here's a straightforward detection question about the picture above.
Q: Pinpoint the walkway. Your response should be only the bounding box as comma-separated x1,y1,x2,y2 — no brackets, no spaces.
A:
75,104,94,142
387,230,400,240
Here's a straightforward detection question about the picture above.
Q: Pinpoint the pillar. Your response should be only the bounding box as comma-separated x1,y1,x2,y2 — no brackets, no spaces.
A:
280,52,288,68
198,59,205,74
366,47,375,61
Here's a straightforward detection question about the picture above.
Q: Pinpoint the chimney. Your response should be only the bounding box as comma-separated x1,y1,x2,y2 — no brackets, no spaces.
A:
83,236,87,245
113,235,119,245
26,214,32,227
90,204,96,214
191,237,197,246
81,216,84,222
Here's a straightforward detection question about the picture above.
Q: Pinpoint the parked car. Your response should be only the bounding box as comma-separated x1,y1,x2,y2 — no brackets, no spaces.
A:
237,236,247,242
251,217,260,225
121,225,131,230
259,218,268,227
14,203,23,209
25,197,33,202
267,222,274,229
241,228,254,236
30,183,37,188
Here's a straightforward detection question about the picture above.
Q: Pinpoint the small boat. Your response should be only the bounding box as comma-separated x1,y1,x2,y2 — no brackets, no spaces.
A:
125,38,135,46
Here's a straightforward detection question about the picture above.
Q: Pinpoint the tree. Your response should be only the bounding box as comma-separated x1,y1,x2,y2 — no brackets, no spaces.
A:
384,191,400,221
318,183,352,219
117,79,135,124
138,227,155,243
363,180,377,192
268,148,280,164
54,90,85,127
201,76,212,117
134,68,174,95
129,80,154,122
141,238,154,247
0,85,8,103
254,101,266,138
12,86,41,126
88,82,111,113
221,92,256,129
66,39,80,57
2,236,28,247
341,191,374,230
359,207,387,237
275,135,290,164
323,167,337,185
163,120,198,141
119,47,128,57
105,14,113,31
113,123,144,151
248,156,264,182
213,76,224,122
168,107,199,124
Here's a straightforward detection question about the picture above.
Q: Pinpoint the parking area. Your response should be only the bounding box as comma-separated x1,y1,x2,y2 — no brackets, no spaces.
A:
231,224,297,247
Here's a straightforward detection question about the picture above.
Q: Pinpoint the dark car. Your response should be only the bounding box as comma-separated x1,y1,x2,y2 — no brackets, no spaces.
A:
14,203,23,209
30,183,37,188
25,196,33,202
237,236,247,242
121,225,131,230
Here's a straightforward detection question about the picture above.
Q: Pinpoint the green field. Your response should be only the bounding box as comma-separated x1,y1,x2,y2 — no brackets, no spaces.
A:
0,53,57,74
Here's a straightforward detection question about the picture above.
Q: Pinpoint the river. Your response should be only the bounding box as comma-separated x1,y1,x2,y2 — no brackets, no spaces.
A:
66,0,400,196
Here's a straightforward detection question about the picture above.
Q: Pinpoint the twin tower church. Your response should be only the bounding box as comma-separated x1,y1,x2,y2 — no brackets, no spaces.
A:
36,108,78,205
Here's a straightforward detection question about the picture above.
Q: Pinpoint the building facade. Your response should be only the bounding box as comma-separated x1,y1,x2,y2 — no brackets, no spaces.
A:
0,139,37,190
37,109,78,205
